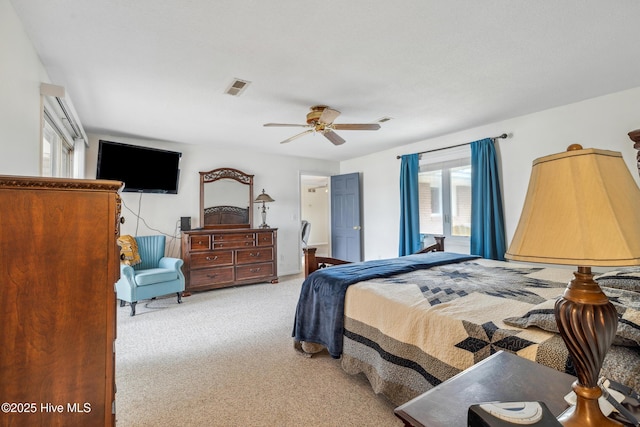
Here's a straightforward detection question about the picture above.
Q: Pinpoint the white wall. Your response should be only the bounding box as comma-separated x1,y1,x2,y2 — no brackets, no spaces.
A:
0,0,50,175
341,86,640,261
86,134,340,275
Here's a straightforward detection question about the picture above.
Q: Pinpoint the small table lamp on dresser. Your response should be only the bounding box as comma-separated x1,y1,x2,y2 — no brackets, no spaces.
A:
505,144,640,427
255,189,275,228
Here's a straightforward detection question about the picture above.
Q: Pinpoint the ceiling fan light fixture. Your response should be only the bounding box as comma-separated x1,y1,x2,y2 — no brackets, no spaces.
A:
306,105,332,124
266,105,381,145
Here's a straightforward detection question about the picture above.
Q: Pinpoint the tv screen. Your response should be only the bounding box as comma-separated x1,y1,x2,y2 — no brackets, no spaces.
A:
96,140,182,194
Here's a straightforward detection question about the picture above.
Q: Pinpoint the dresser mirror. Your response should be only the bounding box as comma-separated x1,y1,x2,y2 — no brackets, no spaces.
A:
200,167,254,229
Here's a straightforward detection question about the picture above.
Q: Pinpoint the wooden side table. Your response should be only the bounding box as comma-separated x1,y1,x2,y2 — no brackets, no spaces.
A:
394,351,575,427
395,351,640,427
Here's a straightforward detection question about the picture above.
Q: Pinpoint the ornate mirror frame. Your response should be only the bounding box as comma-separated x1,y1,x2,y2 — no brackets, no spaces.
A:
200,167,254,229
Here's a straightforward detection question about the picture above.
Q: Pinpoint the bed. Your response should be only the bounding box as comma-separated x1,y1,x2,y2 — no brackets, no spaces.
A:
293,245,640,405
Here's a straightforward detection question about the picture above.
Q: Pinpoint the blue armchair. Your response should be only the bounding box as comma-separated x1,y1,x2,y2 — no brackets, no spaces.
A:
116,235,185,316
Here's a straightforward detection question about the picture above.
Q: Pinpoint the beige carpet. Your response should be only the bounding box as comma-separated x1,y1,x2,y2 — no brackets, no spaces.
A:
115,275,403,427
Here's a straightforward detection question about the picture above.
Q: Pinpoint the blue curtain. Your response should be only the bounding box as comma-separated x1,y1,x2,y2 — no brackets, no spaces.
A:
470,138,506,260
399,154,421,256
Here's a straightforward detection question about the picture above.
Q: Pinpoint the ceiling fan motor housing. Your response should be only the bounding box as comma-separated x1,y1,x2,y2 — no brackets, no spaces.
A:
306,105,328,124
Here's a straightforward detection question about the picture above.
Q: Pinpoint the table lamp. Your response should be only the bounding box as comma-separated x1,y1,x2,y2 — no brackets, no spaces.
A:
255,189,275,228
505,144,640,427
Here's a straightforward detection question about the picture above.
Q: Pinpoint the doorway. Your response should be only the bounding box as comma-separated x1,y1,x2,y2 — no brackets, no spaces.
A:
300,174,331,267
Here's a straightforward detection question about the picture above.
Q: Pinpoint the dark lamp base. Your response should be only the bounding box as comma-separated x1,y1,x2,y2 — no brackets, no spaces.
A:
554,266,620,427
557,383,621,427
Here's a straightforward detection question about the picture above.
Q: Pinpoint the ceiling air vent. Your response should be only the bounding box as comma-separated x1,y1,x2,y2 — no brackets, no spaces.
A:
225,78,251,96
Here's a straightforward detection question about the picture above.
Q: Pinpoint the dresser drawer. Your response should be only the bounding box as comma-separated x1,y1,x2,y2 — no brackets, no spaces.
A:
213,240,254,250
190,266,234,286
256,232,274,246
236,262,274,280
236,247,273,264
191,250,233,269
189,235,211,251
213,232,255,242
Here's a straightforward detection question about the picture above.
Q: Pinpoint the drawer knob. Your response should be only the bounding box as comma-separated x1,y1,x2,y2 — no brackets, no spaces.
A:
250,252,260,257
250,268,261,273
205,256,218,261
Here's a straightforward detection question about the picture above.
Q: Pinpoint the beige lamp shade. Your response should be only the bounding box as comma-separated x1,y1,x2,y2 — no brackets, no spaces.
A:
505,146,640,267
255,189,275,203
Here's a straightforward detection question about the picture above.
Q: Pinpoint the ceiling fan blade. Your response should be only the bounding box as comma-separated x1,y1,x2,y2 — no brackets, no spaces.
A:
323,130,346,146
318,108,341,124
264,123,310,128
332,123,381,131
280,129,313,144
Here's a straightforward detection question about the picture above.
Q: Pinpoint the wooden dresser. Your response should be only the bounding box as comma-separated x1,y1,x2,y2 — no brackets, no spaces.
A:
181,228,278,293
0,175,122,427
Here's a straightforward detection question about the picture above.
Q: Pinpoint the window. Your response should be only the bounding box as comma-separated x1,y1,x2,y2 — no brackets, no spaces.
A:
40,83,87,179
42,112,74,177
418,147,471,246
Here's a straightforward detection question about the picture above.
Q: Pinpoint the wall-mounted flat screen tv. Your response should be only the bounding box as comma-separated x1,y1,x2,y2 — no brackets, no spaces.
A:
96,140,182,194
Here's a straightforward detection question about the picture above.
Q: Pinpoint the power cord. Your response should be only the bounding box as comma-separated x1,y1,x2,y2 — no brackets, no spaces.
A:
120,193,183,258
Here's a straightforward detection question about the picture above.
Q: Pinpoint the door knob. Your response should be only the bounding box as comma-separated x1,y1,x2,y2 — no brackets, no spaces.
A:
353,226,361,230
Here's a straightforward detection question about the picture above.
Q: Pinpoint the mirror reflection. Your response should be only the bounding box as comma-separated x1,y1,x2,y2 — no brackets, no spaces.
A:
200,168,254,228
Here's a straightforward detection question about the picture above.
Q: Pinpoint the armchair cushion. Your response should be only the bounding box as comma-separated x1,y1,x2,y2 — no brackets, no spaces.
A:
134,268,180,286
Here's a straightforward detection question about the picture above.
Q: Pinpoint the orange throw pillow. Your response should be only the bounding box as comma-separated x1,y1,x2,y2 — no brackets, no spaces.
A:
117,235,142,266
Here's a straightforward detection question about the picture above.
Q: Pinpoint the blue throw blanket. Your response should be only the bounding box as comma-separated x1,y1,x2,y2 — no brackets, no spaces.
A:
292,251,479,358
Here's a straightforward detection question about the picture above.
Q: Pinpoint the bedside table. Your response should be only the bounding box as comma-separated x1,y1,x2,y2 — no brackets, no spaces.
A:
394,351,639,427
394,351,575,427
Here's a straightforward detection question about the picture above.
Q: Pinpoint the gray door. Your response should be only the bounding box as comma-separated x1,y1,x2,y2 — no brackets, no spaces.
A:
331,172,362,262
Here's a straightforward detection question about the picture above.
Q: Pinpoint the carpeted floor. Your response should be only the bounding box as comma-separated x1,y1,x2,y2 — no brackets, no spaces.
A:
115,275,403,426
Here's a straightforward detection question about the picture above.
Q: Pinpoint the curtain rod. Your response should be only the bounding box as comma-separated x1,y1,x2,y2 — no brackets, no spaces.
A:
396,133,508,159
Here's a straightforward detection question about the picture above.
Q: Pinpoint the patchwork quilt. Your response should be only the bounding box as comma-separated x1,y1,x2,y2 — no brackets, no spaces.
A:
292,252,479,357
330,258,640,405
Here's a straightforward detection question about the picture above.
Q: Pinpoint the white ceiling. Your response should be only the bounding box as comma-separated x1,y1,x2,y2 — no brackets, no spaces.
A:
11,1,640,162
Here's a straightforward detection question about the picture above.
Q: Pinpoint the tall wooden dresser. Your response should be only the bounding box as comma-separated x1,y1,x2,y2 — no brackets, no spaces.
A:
0,176,122,427
181,228,278,293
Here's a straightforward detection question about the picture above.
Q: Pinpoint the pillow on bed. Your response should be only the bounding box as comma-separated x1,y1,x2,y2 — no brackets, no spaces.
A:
617,308,640,347
504,298,640,348
503,299,558,333
595,268,640,292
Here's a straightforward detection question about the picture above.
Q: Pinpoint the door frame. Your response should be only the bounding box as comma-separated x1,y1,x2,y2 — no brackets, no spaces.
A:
299,171,331,272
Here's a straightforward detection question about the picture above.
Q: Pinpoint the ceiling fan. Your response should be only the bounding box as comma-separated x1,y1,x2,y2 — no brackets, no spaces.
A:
264,105,381,145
